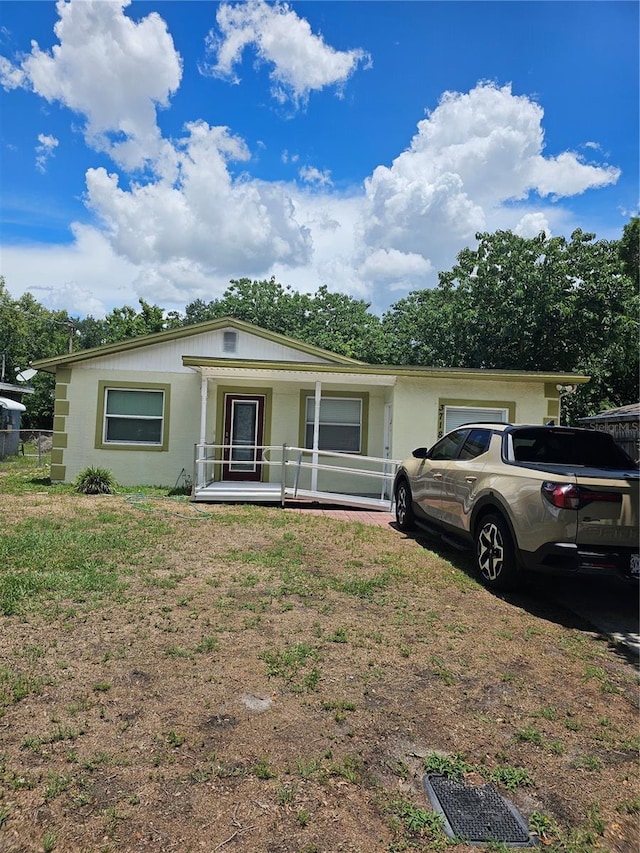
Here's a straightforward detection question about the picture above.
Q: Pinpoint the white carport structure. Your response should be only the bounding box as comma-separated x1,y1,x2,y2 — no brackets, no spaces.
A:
0,395,27,456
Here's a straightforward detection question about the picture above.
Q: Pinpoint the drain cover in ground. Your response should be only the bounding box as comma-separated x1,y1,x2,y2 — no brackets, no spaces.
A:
423,774,534,846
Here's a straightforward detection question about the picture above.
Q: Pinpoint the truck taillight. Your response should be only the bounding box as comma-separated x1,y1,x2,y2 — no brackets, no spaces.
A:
541,482,622,510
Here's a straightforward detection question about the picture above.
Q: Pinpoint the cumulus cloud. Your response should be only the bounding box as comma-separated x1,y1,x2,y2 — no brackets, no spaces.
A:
514,212,551,238
299,165,332,187
1,224,139,318
0,54,25,89
205,0,371,105
359,83,620,286
3,0,182,170
359,248,432,292
85,120,313,276
35,133,59,173
530,151,620,198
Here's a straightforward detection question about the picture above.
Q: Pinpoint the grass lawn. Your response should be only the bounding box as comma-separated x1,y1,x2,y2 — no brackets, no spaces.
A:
0,456,638,853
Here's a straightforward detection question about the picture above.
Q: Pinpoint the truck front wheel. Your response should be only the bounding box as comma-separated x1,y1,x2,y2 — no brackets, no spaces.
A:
395,480,416,531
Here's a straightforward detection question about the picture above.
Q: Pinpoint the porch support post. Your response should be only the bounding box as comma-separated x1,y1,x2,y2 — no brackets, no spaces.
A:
199,374,208,445
311,380,322,492
198,374,208,487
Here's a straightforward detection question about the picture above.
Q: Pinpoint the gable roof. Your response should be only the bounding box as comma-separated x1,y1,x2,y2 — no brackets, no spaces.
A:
31,316,365,372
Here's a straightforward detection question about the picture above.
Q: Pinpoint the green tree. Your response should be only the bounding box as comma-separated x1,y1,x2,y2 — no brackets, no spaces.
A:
100,299,167,343
383,225,639,421
619,216,639,285
0,279,72,427
183,278,386,362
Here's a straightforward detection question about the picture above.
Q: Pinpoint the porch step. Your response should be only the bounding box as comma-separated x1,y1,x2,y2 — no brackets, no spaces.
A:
193,482,282,503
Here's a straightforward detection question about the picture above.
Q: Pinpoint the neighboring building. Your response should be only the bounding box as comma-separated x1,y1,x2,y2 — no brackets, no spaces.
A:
31,317,589,502
578,403,640,461
0,381,34,456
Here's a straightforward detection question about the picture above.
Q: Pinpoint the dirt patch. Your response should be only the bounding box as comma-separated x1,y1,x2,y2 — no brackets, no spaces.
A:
0,493,638,852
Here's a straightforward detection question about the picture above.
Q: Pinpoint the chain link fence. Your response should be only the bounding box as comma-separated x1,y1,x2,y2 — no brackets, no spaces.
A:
0,429,53,463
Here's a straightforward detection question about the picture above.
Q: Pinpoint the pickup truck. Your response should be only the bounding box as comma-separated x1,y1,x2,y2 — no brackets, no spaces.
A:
393,423,639,590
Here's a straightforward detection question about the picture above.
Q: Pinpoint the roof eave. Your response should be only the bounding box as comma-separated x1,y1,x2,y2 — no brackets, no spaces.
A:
182,356,590,383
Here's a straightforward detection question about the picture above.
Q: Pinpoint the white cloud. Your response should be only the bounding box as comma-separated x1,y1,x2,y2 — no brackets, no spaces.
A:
359,248,431,292
85,120,313,275
205,0,370,105
0,54,25,89
359,83,620,292
1,224,139,318
530,152,620,198
4,0,182,170
299,165,332,187
514,212,550,238
35,133,59,173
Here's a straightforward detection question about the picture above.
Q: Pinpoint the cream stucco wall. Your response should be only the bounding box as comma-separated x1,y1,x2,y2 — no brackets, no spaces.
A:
62,367,201,487
58,367,557,489
60,366,391,489
390,376,553,460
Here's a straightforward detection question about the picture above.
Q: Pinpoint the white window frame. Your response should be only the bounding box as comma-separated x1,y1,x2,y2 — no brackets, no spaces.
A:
444,405,509,434
102,387,165,446
304,395,363,454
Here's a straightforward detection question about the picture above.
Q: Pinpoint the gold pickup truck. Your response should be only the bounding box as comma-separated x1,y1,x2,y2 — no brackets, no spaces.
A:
394,423,639,590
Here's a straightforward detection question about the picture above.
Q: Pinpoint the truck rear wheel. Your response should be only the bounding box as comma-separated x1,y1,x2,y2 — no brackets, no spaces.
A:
475,513,519,590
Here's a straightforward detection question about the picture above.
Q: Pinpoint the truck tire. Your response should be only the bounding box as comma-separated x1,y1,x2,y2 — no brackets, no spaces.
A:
475,513,520,590
395,480,416,531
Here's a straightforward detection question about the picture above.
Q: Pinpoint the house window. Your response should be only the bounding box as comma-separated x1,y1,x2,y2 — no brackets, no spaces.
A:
444,406,508,433
305,396,363,453
103,388,165,445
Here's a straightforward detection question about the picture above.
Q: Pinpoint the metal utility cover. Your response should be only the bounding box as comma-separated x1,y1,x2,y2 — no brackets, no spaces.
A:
423,774,535,846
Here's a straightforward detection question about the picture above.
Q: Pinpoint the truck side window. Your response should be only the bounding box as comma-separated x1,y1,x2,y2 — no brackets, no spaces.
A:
459,429,491,460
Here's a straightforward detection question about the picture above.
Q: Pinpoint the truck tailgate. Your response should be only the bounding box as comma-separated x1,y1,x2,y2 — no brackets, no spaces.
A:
576,471,639,548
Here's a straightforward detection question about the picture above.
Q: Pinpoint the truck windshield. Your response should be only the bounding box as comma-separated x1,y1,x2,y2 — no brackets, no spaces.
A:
511,428,635,469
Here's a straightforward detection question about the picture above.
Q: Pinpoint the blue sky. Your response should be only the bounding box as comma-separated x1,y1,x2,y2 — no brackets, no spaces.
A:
1,0,637,318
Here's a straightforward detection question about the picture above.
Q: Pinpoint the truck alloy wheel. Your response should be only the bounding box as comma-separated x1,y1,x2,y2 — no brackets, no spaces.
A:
475,514,518,590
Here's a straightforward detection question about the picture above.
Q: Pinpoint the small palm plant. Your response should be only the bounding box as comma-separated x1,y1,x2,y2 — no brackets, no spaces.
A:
73,466,117,495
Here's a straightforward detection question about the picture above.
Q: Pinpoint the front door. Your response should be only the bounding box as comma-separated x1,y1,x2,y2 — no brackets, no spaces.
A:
222,394,265,481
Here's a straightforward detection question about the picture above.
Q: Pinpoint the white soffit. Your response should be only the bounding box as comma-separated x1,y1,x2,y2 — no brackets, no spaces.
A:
191,366,396,387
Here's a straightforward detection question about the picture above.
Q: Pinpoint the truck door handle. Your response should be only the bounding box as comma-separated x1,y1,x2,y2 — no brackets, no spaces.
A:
465,476,477,483
432,473,443,479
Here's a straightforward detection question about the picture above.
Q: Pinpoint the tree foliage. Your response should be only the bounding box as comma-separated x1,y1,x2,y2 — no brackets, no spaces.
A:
182,278,386,362
383,227,639,421
0,279,72,427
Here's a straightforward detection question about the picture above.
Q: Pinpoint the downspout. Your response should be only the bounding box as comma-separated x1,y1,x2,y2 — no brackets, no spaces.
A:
311,380,322,492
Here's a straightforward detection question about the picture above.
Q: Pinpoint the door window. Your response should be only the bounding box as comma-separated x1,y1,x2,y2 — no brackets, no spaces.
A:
222,393,265,481
229,399,259,471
